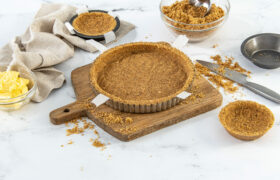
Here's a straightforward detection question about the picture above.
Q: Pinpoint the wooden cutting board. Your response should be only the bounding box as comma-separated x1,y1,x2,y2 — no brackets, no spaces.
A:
50,64,223,141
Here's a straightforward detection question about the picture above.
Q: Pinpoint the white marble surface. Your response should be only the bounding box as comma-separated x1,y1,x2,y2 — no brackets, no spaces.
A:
1,0,280,179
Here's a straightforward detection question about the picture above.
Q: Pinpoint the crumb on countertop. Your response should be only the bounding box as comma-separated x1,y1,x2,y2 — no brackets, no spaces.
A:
64,118,108,150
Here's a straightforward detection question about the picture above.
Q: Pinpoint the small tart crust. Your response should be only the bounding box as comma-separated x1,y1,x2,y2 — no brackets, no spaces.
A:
72,12,116,36
219,100,274,141
90,42,194,106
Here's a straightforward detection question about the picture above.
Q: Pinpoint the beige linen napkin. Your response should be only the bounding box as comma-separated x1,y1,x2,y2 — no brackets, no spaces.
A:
0,3,135,102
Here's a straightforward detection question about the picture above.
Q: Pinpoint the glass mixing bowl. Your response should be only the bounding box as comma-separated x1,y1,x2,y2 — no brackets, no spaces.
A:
160,0,230,42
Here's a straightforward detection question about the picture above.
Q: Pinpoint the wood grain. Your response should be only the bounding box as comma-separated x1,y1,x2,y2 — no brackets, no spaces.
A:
50,64,223,141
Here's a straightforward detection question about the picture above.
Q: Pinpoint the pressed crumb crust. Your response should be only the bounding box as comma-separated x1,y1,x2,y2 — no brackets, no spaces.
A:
99,51,187,100
219,101,274,141
90,42,194,105
73,12,116,36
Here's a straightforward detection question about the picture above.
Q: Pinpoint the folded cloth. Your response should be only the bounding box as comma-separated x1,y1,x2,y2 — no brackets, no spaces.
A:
0,3,135,102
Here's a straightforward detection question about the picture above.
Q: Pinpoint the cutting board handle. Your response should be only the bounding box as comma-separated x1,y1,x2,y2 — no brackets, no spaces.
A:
50,101,89,125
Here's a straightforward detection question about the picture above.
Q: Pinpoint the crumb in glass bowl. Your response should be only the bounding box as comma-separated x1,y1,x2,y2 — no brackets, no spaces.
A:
160,0,230,42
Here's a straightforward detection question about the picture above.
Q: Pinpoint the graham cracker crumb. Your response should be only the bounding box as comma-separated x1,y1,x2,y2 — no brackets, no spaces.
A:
94,130,99,135
162,0,224,30
181,92,205,104
95,112,134,125
66,126,84,136
94,130,100,138
212,44,218,48
125,117,133,124
92,139,105,148
95,112,136,134
180,82,205,104
118,126,137,134
195,55,251,93
64,118,108,150
68,140,73,145
66,118,94,136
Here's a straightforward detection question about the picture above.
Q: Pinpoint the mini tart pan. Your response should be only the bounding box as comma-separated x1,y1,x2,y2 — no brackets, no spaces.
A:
90,42,195,113
69,10,120,41
219,101,274,141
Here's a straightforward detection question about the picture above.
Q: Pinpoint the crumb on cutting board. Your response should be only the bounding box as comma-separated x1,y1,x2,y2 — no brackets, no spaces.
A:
94,112,137,134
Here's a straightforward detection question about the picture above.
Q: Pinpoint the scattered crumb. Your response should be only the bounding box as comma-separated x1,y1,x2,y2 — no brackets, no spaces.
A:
96,112,124,125
80,166,84,172
92,139,105,147
180,84,205,104
92,138,106,151
118,126,138,134
180,92,205,104
94,130,99,136
94,112,132,125
195,55,251,94
95,112,136,134
64,118,108,150
66,119,85,136
212,44,218,48
60,145,64,147
125,117,133,124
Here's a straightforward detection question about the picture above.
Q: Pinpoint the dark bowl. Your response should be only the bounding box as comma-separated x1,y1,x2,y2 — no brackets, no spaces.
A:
69,10,120,41
241,33,280,69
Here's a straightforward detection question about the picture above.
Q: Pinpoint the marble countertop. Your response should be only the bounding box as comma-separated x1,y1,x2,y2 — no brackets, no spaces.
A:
1,0,280,179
